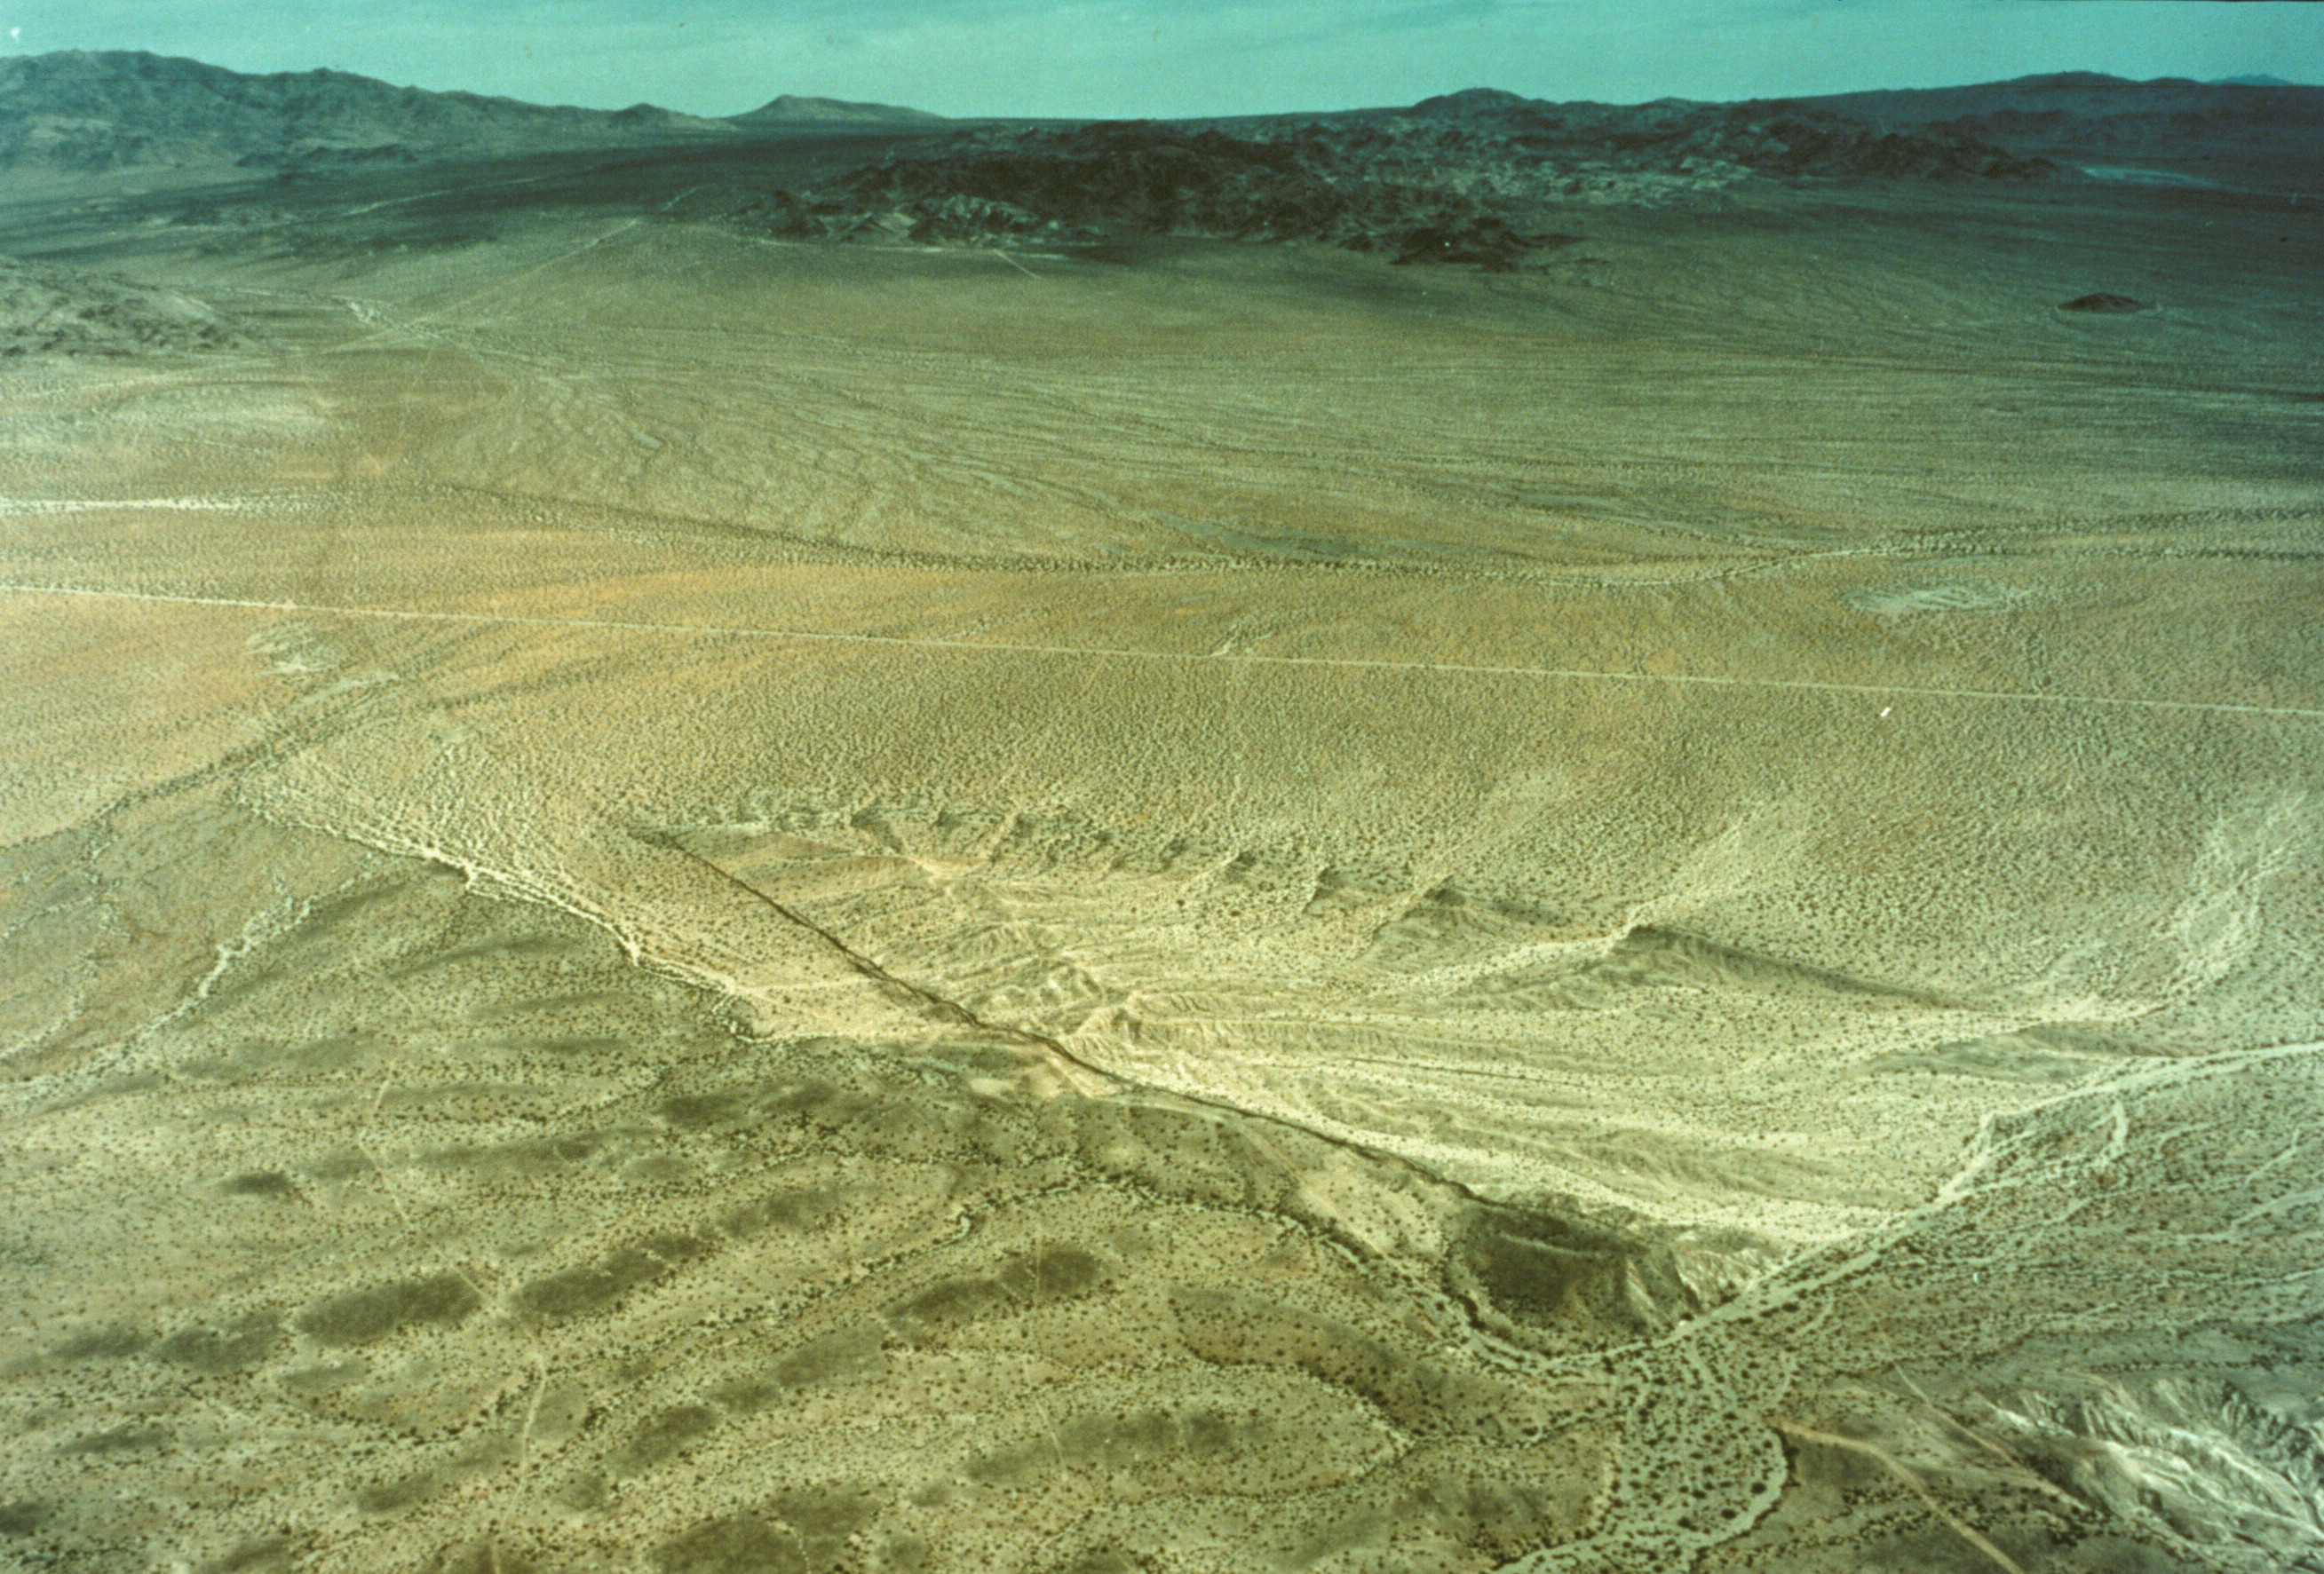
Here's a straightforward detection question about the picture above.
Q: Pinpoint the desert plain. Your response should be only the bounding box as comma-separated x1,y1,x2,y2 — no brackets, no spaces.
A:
0,64,2321,1574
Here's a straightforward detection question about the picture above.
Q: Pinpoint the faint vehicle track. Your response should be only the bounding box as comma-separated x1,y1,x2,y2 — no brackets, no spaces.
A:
4,579,2318,721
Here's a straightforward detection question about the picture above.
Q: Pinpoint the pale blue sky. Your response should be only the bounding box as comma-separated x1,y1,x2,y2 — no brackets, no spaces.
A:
3,1,2318,118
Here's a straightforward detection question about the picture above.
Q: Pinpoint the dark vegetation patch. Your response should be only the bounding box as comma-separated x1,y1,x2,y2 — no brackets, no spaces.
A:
653,1491,876,1574
296,1273,481,1348
885,1244,1108,1342
0,1501,49,1536
221,1169,299,1198
354,1472,442,1514
425,1130,613,1181
718,1184,847,1239
51,1325,150,1362
660,1090,750,1131
766,1327,889,1391
970,1406,1272,1485
613,1403,718,1476
513,1231,714,1323
887,1275,1011,1333
154,1310,284,1374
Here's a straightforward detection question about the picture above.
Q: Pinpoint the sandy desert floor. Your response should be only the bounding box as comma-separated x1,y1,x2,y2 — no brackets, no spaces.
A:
0,161,2320,1572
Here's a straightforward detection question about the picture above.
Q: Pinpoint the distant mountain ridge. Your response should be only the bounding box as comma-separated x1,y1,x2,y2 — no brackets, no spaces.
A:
1771,72,2324,168
1375,73,2323,187
0,50,943,176
1390,89,2055,180
730,94,948,128
4,51,2312,188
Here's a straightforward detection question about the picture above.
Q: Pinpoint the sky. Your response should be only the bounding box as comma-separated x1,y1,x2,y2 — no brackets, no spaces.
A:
2,1,2319,119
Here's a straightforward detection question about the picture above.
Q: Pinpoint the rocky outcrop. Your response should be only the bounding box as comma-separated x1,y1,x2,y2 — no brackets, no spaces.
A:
0,255,244,357
732,121,1582,268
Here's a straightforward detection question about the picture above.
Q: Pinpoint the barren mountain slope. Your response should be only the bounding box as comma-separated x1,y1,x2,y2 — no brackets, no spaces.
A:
0,50,940,180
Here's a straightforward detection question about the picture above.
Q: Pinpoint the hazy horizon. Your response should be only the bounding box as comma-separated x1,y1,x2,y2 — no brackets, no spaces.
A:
3,0,2320,121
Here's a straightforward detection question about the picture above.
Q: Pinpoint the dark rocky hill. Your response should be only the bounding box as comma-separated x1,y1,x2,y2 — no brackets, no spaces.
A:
728,92,2052,266
734,121,1578,267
